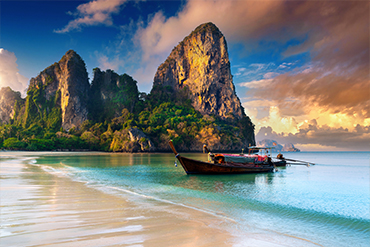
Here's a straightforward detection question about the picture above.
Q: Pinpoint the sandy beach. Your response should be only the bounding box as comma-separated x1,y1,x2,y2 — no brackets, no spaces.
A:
0,152,324,247
1,153,239,247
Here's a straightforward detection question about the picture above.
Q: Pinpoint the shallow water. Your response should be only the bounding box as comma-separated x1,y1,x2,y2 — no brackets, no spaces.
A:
6,151,370,246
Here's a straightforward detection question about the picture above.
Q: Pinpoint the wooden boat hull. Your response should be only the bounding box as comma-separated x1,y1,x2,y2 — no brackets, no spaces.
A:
273,160,287,167
176,155,274,174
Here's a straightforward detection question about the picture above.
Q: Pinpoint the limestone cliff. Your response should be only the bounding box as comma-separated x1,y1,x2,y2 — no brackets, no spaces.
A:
27,50,89,130
0,87,24,124
1,38,255,152
89,68,140,122
152,22,244,120
110,128,156,152
282,143,300,152
257,139,300,152
257,139,283,151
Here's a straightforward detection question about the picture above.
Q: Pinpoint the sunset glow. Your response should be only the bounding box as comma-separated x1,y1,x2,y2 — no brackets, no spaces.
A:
1,0,369,150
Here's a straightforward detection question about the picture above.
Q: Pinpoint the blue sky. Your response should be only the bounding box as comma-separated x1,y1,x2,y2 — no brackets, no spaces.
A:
1,0,369,151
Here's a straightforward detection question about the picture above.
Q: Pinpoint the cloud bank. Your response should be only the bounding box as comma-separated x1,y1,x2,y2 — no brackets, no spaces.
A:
135,0,369,150
0,49,29,96
54,0,369,150
257,123,370,152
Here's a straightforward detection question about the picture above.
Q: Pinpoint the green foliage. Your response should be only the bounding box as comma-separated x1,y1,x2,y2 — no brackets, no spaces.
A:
88,70,141,123
116,74,140,113
81,131,100,150
22,123,43,138
26,138,54,151
3,138,27,150
45,75,54,86
1,67,254,151
20,78,62,132
53,134,88,150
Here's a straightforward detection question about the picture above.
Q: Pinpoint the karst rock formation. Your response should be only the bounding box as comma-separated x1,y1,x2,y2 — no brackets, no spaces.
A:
153,22,244,121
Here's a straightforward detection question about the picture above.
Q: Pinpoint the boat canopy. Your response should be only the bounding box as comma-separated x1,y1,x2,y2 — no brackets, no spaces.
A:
220,154,267,163
248,146,275,150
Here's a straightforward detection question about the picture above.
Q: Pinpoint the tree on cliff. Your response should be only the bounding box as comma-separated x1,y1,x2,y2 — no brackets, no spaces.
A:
0,23,255,152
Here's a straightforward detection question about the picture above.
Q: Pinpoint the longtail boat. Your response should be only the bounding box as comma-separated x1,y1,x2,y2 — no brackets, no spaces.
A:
169,141,275,174
247,146,287,167
248,146,316,167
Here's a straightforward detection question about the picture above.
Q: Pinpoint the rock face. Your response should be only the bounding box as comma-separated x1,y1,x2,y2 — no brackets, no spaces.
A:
0,87,24,124
89,69,120,121
90,69,120,101
127,128,156,152
28,50,89,130
257,139,283,151
1,41,254,152
89,68,139,121
282,143,300,152
110,127,155,152
152,22,244,120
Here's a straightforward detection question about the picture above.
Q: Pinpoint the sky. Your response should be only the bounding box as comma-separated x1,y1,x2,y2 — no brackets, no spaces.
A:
0,0,369,151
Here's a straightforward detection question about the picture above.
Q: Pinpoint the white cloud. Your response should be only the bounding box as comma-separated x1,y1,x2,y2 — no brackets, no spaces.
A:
132,62,162,92
130,0,369,150
134,10,201,62
233,62,280,83
249,101,370,151
258,106,300,134
0,49,29,96
135,0,357,63
94,51,124,71
54,0,128,33
277,62,293,69
135,0,280,62
250,63,275,71
263,72,279,79
54,0,368,151
234,67,246,76
239,79,273,89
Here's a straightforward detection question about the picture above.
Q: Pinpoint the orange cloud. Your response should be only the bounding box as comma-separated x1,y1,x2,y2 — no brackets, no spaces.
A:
257,124,370,151
58,0,368,150
234,1,369,151
251,68,370,118
136,1,368,60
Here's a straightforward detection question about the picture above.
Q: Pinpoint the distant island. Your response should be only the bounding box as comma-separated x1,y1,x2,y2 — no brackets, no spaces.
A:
257,139,300,152
0,23,255,152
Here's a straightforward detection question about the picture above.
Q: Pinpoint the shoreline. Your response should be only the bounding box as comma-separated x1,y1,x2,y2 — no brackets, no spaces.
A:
0,152,322,246
1,155,238,246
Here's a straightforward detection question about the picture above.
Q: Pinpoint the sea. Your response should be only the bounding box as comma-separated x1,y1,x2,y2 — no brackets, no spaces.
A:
18,151,370,246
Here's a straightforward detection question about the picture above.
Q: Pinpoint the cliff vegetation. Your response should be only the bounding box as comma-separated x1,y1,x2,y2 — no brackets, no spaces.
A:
0,23,255,152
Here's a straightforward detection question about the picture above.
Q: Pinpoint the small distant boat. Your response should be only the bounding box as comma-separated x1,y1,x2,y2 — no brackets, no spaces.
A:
169,141,275,174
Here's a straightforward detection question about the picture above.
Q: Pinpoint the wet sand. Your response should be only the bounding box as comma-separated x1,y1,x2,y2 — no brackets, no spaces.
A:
1,155,239,247
0,153,320,247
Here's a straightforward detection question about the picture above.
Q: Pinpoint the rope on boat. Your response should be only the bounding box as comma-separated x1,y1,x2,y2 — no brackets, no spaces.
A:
174,153,179,167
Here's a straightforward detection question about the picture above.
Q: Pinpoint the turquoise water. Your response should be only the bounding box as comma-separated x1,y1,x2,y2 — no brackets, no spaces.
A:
35,152,370,246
